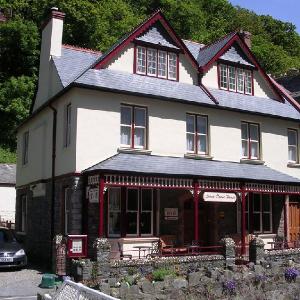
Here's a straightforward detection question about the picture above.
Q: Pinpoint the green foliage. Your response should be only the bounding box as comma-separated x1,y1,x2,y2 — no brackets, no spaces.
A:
0,0,300,162
152,268,176,281
0,147,16,164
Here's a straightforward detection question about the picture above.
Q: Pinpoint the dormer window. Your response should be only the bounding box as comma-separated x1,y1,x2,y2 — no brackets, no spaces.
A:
135,46,178,81
219,64,253,95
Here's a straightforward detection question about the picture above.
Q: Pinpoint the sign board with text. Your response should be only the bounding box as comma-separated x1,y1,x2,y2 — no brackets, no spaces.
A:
164,208,178,220
203,192,237,203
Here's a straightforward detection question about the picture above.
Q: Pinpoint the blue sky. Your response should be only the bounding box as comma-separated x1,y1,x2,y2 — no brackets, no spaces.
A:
229,0,300,33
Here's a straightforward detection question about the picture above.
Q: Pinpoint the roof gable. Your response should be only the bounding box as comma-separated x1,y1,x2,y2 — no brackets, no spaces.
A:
220,43,254,67
93,10,199,70
135,22,180,50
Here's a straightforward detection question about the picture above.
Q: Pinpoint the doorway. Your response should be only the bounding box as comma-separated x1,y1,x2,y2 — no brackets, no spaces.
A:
289,201,300,243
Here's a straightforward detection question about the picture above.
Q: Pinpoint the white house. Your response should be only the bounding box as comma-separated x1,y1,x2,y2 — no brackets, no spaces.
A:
0,164,16,224
16,8,300,262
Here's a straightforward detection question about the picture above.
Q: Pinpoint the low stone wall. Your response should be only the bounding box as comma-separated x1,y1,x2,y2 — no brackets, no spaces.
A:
265,247,300,263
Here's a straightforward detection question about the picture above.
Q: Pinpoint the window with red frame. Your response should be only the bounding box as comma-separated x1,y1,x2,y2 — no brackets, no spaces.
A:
120,105,147,149
135,46,178,80
219,64,253,95
186,114,208,155
241,122,260,159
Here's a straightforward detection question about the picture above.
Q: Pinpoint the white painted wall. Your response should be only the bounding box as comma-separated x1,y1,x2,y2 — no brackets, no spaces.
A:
74,88,300,180
202,63,280,100
0,186,16,222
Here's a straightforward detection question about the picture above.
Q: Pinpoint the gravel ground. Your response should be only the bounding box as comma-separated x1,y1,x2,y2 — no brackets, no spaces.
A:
0,264,57,300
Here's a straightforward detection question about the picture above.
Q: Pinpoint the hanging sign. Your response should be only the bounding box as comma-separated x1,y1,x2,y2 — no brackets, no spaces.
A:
203,192,237,203
164,208,178,220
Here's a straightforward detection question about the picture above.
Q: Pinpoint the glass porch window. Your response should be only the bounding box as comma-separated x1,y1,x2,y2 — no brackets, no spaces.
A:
168,53,177,80
140,189,153,235
136,46,146,74
108,188,121,237
127,188,139,235
288,129,298,163
241,122,260,159
252,193,272,233
186,114,208,154
147,48,157,76
158,50,167,78
120,105,147,149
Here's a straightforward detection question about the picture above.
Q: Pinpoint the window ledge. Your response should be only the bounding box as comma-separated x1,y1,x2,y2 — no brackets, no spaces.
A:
240,158,265,165
287,162,300,168
118,148,152,155
184,153,213,160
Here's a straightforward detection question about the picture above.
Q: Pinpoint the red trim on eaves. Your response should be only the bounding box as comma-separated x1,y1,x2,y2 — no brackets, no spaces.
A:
93,10,199,71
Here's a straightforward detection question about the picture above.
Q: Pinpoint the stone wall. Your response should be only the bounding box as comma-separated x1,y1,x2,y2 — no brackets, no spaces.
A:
15,175,84,264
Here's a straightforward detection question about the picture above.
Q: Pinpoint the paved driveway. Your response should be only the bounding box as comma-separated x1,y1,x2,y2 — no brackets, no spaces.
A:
0,265,56,300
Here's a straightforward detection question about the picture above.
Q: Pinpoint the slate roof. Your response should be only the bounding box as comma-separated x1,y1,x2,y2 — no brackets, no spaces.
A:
220,45,254,67
277,74,300,100
197,32,236,67
84,153,300,184
0,164,16,185
75,68,214,106
183,40,205,60
136,23,179,49
75,68,300,120
52,46,102,87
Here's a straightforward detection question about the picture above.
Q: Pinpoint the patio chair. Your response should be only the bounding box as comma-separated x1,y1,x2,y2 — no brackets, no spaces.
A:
146,240,161,258
117,242,132,260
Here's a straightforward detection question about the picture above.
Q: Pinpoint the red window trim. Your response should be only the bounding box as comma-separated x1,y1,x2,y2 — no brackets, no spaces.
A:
134,44,179,81
218,63,254,95
241,121,260,160
287,128,299,163
121,104,148,150
186,113,209,155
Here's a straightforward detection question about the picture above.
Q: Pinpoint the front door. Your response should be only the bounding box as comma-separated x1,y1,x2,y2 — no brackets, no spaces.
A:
289,201,300,242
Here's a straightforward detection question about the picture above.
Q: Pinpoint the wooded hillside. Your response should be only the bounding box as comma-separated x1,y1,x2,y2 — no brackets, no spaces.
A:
1,0,300,163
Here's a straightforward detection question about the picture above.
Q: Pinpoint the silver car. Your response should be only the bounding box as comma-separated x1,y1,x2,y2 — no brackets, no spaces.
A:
0,227,27,268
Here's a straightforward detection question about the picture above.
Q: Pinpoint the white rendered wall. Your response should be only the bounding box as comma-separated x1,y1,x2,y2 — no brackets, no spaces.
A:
0,186,16,222
75,88,300,180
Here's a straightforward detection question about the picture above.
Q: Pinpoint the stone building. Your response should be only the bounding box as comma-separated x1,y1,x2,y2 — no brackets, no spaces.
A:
16,8,300,263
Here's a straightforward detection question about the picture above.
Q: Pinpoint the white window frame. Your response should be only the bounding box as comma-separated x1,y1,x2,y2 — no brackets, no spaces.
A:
64,103,72,147
158,50,167,78
228,65,236,91
241,122,260,160
186,114,208,155
168,52,177,80
136,46,146,75
288,129,298,163
244,70,252,95
147,48,157,76
220,64,228,90
120,105,133,148
108,187,121,237
22,131,29,165
237,68,244,93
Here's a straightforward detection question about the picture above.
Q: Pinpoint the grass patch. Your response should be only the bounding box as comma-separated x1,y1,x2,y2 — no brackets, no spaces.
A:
152,268,176,281
0,147,16,163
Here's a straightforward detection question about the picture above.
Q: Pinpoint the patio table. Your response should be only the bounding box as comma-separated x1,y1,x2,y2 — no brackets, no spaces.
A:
133,246,152,259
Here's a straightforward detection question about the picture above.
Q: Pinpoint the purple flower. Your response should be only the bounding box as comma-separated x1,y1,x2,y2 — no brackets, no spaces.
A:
223,280,236,295
284,268,299,283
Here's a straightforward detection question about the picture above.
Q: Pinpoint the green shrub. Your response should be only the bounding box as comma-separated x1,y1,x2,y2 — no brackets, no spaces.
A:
152,268,176,281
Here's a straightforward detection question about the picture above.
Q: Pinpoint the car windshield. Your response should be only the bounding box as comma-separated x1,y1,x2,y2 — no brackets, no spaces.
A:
0,229,16,243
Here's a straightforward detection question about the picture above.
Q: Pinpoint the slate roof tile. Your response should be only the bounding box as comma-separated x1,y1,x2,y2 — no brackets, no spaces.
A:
84,153,300,184
0,164,16,185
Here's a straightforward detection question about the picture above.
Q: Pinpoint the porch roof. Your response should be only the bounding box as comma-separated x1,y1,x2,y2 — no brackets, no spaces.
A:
84,153,300,184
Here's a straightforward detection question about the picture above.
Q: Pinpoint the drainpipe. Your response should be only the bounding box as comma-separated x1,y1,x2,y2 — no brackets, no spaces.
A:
49,104,57,266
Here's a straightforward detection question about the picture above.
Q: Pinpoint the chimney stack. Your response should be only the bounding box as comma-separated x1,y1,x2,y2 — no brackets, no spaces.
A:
240,30,252,49
33,8,65,111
